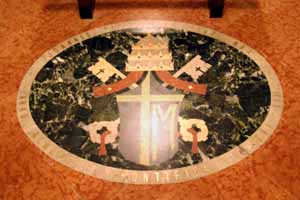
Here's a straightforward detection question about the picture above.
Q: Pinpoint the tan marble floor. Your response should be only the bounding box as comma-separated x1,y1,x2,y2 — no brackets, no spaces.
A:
1,0,300,199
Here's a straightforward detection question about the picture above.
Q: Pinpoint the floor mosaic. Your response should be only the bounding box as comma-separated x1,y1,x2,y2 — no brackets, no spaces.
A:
17,21,282,184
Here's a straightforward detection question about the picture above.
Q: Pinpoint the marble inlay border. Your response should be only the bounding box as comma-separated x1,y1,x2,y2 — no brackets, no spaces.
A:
16,20,283,184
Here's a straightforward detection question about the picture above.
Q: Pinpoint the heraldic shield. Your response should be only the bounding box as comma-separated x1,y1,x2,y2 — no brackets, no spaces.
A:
116,72,184,166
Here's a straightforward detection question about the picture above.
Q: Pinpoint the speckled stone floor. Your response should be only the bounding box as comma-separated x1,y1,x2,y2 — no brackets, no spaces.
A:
1,0,300,199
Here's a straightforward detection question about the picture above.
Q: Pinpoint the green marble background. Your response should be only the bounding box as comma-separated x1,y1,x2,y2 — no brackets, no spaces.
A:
29,29,270,170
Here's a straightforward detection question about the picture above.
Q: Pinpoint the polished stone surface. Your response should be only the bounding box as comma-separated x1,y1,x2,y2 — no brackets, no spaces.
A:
27,27,272,171
1,0,300,198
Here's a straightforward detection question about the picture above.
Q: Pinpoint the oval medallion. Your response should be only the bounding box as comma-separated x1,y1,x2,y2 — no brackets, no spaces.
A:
17,20,283,184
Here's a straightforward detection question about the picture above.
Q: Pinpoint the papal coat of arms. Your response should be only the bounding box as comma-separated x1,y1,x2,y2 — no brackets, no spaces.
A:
87,34,210,166
18,21,283,183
